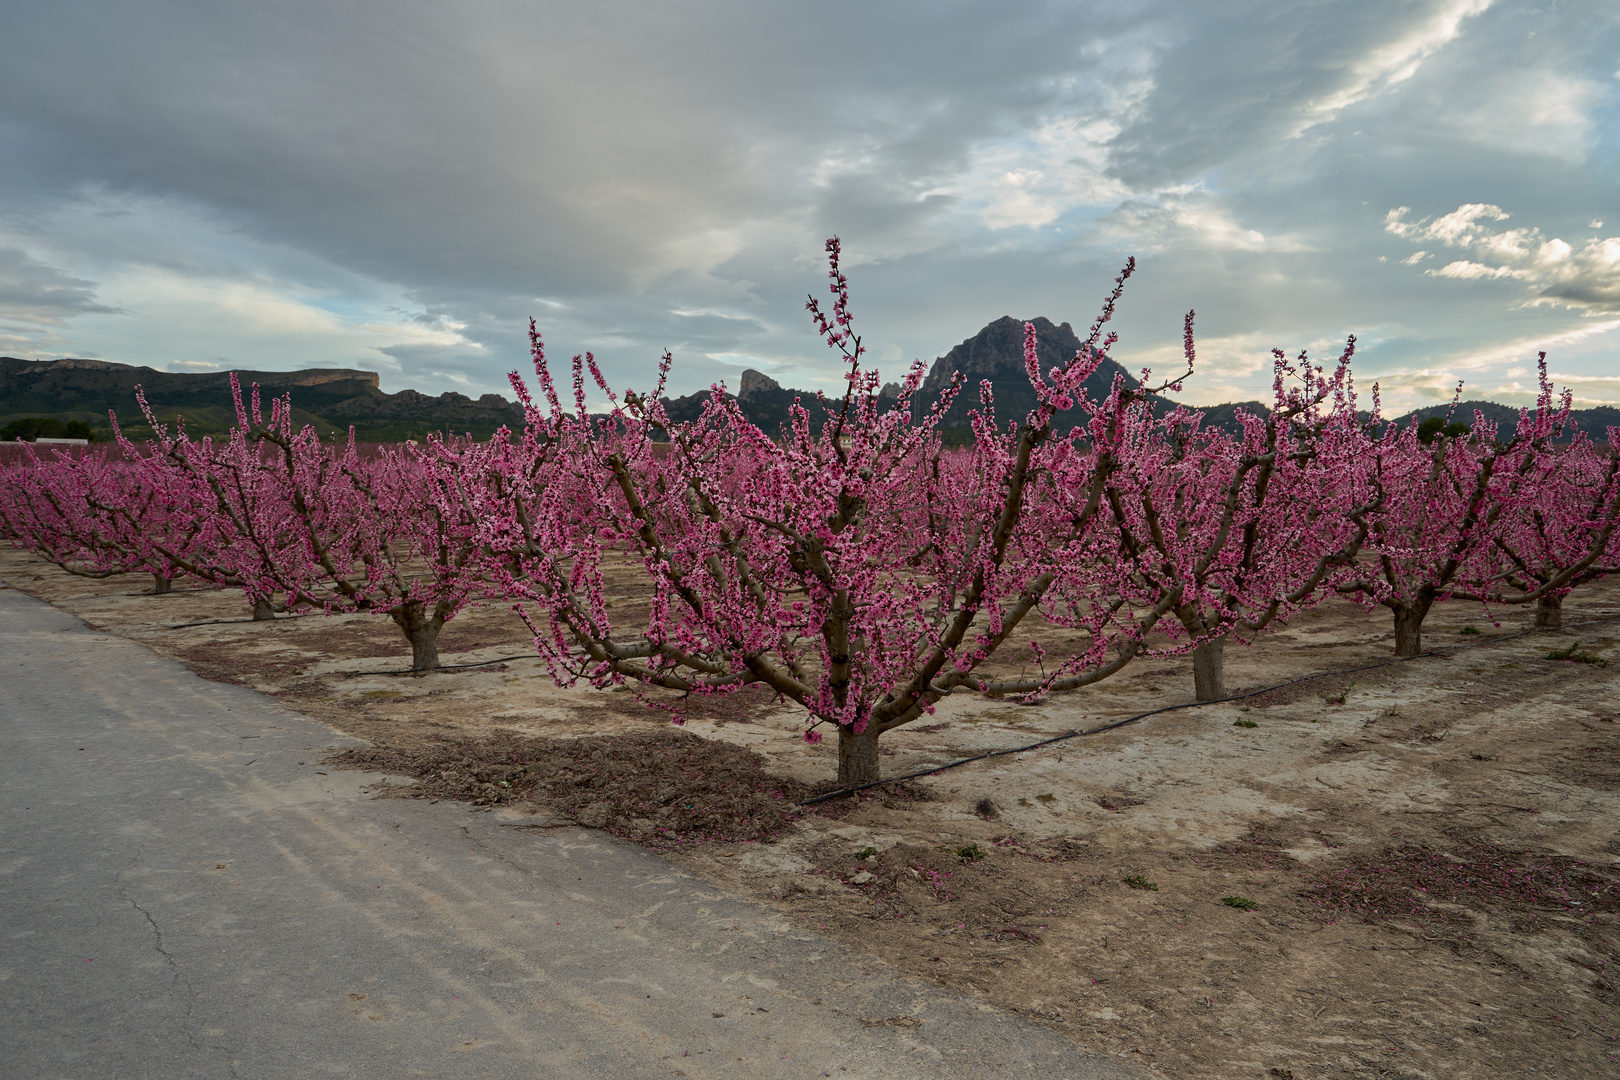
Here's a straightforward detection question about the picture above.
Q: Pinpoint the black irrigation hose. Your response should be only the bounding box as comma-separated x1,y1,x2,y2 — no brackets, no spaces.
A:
795,611,1620,807
342,653,542,678
168,613,316,630
160,605,527,670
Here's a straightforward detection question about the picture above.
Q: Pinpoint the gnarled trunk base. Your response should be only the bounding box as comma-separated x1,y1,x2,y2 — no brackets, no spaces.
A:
837,725,880,787
390,602,444,672
1192,638,1226,701
151,573,173,595
1535,592,1564,629
1392,603,1429,658
251,598,277,621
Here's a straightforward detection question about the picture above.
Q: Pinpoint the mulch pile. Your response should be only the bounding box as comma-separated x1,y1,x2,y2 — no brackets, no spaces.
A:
326,729,815,849
1301,840,1620,927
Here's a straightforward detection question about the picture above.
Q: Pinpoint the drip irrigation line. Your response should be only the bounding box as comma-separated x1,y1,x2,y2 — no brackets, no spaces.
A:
795,612,1620,808
168,613,315,630
339,653,542,678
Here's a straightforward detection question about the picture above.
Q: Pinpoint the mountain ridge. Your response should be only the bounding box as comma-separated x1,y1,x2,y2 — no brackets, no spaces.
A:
0,356,524,441
4,330,1615,443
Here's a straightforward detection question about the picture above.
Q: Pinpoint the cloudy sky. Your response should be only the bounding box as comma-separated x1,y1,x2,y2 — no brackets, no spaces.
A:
1,0,1616,412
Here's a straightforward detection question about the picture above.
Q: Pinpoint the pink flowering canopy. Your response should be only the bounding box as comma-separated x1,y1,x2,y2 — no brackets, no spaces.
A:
466,241,1275,783
4,237,1617,789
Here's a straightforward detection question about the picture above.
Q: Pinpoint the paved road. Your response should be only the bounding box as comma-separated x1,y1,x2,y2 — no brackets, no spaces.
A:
0,584,1147,1080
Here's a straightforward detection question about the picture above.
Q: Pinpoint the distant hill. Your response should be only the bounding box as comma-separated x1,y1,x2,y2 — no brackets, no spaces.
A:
1391,399,1620,440
1194,398,1620,442
6,340,1615,447
0,356,525,441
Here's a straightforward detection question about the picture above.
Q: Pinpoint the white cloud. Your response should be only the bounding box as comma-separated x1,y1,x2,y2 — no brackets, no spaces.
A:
1384,203,1509,244
959,105,1141,232
1296,0,1495,133
1437,318,1620,373
1387,205,1620,312
983,168,1061,230
77,266,476,380
1092,190,1310,254
1444,71,1607,162
1121,330,1352,406
1364,367,1474,411
1430,260,1525,280
1491,373,1620,408
1361,319,1620,412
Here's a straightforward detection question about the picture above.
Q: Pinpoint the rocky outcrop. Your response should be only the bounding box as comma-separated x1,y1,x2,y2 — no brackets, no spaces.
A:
287,368,381,389
738,369,782,399
31,357,139,372
916,316,1140,431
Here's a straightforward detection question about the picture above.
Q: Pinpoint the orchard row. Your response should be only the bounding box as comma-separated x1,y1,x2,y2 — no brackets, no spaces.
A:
4,242,1617,785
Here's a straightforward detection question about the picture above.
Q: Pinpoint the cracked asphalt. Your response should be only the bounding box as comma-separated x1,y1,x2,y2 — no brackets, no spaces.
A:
0,584,1150,1080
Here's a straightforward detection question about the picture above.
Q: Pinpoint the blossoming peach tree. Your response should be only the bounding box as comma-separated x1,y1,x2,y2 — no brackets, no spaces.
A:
1464,394,1620,629
0,441,158,584
1339,360,1610,655
1100,342,1381,699
453,239,1239,786
158,377,488,669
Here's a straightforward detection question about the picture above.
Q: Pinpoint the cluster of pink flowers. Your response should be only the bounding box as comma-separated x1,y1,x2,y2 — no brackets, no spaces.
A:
3,238,1617,786
1,377,484,669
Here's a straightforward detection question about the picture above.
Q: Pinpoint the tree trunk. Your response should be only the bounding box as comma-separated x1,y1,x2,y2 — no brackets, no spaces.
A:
250,598,277,621
1191,637,1226,701
1535,592,1564,629
390,601,443,672
837,725,881,787
151,573,172,595
1175,606,1225,701
1392,603,1428,657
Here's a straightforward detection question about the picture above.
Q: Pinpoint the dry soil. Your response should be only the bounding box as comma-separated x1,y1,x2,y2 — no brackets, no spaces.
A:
4,545,1617,1080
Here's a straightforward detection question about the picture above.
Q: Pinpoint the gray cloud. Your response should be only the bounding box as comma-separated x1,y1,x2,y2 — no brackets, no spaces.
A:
1103,0,1500,187
1386,203,1620,312
0,246,121,326
0,1,1143,294
0,1,1614,408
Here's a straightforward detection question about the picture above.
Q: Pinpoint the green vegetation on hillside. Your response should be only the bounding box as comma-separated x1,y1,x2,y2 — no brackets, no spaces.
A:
0,417,97,441
0,357,524,442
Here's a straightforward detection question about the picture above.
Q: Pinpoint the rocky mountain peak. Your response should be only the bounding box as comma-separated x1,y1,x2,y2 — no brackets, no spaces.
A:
921,317,1113,395
738,369,782,400
916,316,1138,429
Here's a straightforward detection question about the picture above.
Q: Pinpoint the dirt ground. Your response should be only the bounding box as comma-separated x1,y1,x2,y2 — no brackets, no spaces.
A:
4,544,1617,1080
